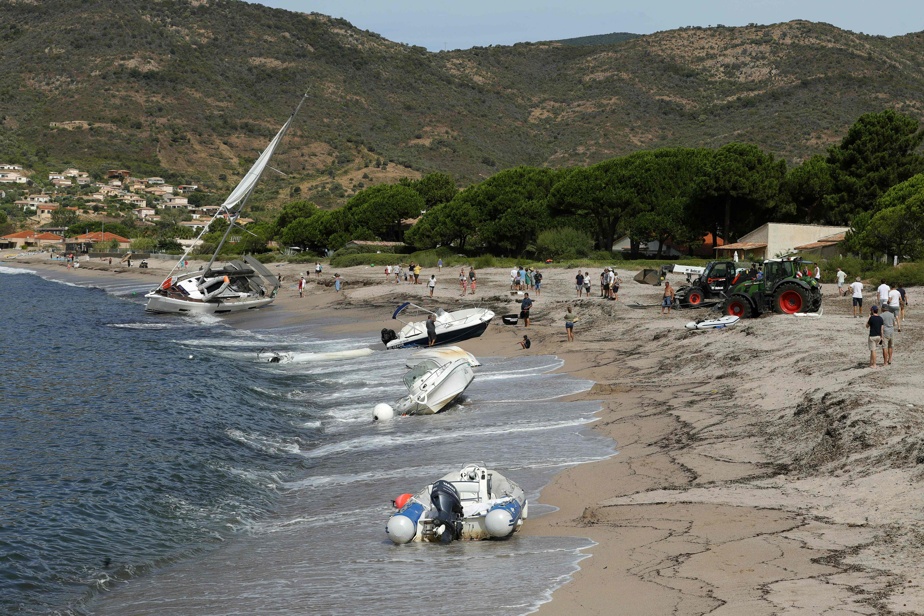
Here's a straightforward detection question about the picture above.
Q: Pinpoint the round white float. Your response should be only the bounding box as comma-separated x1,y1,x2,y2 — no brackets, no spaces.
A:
373,403,395,421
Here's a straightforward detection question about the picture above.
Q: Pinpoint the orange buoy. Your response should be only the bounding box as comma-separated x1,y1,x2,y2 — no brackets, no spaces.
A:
392,493,412,509
161,278,172,290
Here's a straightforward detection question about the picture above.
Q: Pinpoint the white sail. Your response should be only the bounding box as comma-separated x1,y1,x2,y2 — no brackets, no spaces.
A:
219,94,307,214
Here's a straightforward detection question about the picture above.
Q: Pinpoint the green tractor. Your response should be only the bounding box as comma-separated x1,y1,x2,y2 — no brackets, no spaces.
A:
722,257,822,318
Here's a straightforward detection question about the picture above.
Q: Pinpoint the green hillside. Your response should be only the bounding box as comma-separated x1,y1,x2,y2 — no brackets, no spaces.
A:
1,0,923,209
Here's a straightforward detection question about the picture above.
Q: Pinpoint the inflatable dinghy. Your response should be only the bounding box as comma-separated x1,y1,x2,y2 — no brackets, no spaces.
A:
685,315,740,330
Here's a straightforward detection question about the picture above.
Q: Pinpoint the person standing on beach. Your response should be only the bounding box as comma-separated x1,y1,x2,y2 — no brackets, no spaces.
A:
384,264,391,280
836,268,847,296
850,277,864,317
575,270,585,298
315,262,322,278
298,276,305,298
533,270,542,296
413,263,421,284
661,282,675,315
468,267,476,294
612,272,622,301
888,284,902,327
334,273,342,292
881,305,895,365
520,293,533,327
510,267,518,290
898,284,908,328
426,314,437,347
437,258,443,272
564,306,576,342
459,268,468,296
867,305,884,368
428,274,436,298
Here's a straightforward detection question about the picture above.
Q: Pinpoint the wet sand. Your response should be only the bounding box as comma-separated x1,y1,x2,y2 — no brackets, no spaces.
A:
6,250,924,614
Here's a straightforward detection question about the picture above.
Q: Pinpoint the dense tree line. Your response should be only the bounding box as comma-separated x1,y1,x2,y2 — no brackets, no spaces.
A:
272,110,924,260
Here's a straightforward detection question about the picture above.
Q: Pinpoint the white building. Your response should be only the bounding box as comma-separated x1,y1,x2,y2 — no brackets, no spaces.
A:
718,223,850,261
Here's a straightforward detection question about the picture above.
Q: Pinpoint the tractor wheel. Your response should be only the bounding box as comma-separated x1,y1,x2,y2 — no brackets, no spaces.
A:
724,295,753,318
773,283,809,314
687,289,704,306
810,288,823,312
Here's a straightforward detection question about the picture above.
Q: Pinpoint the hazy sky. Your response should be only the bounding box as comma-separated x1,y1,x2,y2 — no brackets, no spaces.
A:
254,0,923,51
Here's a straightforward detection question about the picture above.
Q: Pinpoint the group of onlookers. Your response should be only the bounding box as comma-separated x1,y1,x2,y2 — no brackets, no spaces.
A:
843,268,910,369
510,266,543,295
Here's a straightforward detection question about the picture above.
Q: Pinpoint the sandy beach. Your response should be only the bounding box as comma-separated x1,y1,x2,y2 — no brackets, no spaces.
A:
6,251,924,615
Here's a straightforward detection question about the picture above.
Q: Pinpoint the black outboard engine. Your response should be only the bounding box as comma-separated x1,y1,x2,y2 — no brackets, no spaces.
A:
429,480,463,543
381,328,397,346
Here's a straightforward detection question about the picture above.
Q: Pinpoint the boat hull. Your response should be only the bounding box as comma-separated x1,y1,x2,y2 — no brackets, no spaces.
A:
385,309,494,350
394,359,474,415
145,292,275,315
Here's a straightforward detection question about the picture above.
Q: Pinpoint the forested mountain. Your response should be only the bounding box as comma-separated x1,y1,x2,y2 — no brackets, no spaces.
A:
2,0,923,209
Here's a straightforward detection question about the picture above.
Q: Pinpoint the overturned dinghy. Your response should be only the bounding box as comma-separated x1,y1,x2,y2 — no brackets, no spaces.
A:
685,315,740,330
386,463,528,544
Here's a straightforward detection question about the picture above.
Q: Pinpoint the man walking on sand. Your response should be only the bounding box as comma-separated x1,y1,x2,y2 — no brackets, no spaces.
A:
881,304,895,365
850,277,864,317
867,305,884,368
428,274,436,298
836,267,847,296
520,293,533,327
661,281,675,315
575,270,585,298
877,279,890,308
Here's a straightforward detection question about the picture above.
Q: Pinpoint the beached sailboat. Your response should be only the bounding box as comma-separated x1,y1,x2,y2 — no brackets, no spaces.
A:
145,94,307,315
386,463,528,544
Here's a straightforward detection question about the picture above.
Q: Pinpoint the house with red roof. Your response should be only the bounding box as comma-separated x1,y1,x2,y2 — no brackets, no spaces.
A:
73,231,132,250
1,230,65,249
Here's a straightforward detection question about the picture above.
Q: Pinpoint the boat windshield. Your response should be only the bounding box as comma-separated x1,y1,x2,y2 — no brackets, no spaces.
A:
403,359,440,389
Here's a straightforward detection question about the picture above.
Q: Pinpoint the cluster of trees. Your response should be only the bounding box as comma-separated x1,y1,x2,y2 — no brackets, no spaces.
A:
274,110,924,261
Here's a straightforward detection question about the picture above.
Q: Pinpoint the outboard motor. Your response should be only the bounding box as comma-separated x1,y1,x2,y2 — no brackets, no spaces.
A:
381,328,397,346
429,480,463,543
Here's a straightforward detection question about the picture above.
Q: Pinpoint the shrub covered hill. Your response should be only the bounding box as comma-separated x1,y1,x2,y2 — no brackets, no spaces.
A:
2,0,923,208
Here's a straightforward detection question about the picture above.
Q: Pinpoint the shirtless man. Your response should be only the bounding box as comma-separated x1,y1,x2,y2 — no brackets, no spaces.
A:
661,281,675,315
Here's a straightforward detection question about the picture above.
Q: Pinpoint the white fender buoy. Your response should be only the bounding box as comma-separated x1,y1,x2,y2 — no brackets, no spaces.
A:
386,514,417,544
485,508,515,538
373,403,395,421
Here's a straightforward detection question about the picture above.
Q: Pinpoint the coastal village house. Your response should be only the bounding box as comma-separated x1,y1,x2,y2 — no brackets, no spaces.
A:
1,230,65,249
73,231,132,250
717,223,850,261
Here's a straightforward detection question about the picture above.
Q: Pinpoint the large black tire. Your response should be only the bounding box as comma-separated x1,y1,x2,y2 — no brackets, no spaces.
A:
773,283,809,314
686,287,705,306
724,294,754,318
809,288,823,312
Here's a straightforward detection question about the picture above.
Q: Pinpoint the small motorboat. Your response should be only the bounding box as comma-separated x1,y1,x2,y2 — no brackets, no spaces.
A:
258,349,292,363
684,315,740,330
405,345,481,368
386,463,528,544
373,357,474,420
381,303,494,350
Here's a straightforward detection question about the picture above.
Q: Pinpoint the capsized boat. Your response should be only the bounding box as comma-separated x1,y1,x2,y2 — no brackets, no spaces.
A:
386,463,527,544
381,303,494,350
145,93,307,315
373,357,474,420
405,344,481,368
684,315,740,330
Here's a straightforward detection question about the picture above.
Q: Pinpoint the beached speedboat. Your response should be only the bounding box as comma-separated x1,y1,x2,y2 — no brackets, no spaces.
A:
405,344,481,368
684,315,740,330
386,463,528,544
373,357,475,420
381,303,494,350
145,93,307,315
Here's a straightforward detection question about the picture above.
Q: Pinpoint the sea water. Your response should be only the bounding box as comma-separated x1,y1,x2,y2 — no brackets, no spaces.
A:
0,266,615,615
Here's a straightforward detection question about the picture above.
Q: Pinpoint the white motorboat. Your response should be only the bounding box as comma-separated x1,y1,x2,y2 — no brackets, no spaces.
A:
405,345,481,368
386,463,528,544
145,93,307,315
374,357,475,419
381,303,494,350
684,315,740,330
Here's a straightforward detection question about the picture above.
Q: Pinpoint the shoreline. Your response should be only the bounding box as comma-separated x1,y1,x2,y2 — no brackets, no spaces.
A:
5,251,924,614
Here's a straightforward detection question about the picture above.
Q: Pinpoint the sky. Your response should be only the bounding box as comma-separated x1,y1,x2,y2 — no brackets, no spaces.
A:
254,0,924,51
